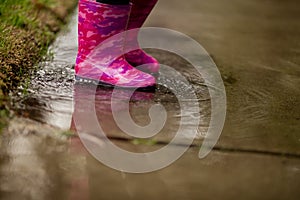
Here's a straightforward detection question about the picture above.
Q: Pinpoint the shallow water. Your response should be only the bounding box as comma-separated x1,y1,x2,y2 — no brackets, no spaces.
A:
1,0,300,199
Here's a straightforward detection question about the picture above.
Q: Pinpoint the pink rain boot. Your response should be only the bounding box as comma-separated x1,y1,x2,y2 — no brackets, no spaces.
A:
75,0,156,89
124,0,160,75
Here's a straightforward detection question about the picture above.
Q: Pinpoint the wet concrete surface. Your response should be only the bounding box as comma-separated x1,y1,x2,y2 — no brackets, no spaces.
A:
1,119,300,200
1,0,300,199
149,0,300,156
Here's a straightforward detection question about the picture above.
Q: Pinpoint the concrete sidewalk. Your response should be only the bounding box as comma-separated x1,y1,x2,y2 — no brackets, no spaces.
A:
0,0,299,199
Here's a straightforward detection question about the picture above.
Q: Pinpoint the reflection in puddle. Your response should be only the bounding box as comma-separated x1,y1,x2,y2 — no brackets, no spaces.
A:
71,84,160,153
70,81,209,151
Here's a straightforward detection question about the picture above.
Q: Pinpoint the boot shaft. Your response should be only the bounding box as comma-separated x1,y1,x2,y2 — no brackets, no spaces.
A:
77,0,131,61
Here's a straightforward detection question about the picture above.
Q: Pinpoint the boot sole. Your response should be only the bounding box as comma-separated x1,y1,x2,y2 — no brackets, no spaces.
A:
75,75,156,92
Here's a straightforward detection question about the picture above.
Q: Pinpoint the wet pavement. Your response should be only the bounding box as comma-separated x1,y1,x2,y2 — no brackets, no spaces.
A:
1,0,300,199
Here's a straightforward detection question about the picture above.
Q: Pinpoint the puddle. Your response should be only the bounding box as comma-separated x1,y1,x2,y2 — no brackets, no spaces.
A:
11,11,212,140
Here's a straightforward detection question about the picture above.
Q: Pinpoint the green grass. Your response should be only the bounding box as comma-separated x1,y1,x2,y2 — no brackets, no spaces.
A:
0,106,9,133
131,138,158,146
0,0,31,28
0,0,57,29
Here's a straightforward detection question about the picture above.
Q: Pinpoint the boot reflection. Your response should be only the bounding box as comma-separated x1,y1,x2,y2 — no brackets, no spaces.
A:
71,83,155,140
68,84,154,199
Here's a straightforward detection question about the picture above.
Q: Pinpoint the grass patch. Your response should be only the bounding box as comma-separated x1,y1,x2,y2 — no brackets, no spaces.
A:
131,138,158,146
0,0,77,131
